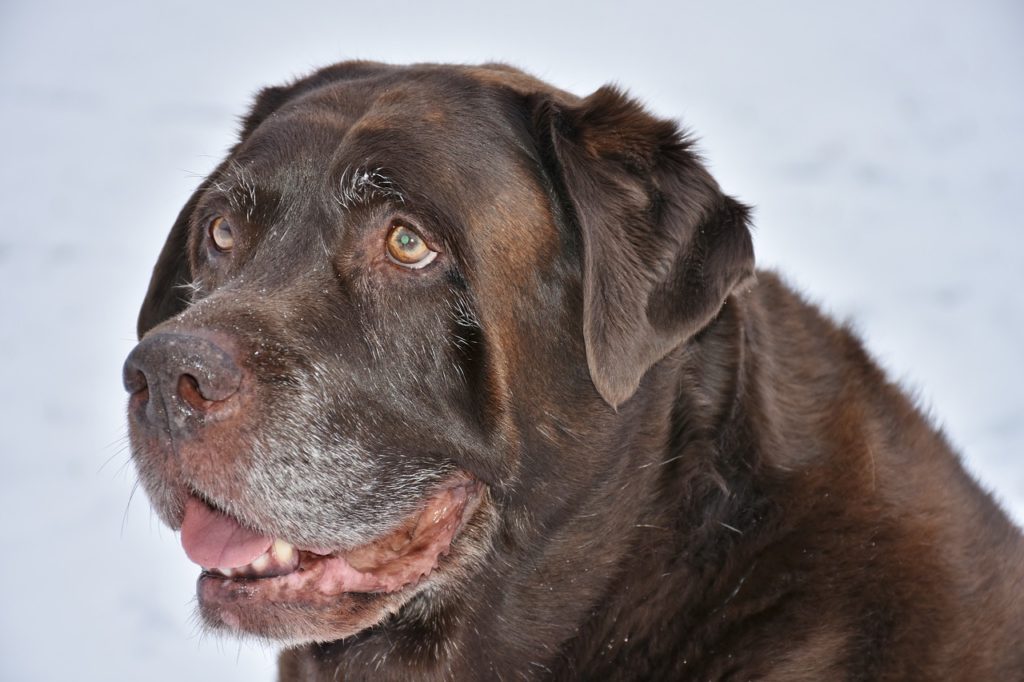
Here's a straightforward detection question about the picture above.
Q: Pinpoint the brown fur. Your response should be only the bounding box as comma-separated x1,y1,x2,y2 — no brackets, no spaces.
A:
125,62,1024,680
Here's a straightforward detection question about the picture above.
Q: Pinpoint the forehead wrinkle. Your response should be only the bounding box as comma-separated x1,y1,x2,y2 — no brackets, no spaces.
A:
238,111,352,182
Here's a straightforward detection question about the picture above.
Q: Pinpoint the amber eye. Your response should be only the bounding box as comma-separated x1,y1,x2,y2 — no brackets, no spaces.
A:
386,224,437,269
209,216,235,252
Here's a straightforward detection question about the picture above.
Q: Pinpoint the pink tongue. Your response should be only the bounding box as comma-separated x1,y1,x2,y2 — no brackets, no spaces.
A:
180,497,273,569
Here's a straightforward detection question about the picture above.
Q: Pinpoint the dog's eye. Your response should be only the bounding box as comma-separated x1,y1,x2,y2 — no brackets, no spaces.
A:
386,224,437,269
209,217,235,252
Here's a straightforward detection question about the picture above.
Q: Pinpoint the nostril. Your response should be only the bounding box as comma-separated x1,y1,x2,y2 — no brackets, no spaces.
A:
123,365,149,396
178,374,214,412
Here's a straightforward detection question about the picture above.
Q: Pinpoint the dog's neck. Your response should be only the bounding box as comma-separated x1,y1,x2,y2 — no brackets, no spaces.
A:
539,291,778,672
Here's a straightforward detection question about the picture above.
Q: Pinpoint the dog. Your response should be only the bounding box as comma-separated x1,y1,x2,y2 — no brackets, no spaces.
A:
123,62,1024,680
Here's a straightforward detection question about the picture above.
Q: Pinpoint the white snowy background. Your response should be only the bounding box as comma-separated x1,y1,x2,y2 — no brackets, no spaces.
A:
1,0,1021,679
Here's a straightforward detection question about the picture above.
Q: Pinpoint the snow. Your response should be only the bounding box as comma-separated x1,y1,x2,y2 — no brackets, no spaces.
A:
1,0,1020,679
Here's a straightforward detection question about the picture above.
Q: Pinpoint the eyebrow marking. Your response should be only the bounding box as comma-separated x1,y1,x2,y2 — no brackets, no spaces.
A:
227,161,259,222
338,165,406,210
209,160,260,222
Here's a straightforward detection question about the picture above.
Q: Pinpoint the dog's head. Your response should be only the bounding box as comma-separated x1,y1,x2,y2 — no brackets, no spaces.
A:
124,62,753,644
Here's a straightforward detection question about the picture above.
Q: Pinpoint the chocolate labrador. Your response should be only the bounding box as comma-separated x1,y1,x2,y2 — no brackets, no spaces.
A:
123,62,1024,680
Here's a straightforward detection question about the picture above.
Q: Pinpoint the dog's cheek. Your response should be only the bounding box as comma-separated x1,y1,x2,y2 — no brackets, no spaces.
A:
445,294,494,432
232,339,463,547
198,268,488,546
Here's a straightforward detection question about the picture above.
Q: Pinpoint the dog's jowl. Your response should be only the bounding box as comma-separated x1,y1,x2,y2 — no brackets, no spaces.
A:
123,62,1024,680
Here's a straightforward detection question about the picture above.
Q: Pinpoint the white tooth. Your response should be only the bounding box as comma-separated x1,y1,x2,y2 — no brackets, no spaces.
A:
218,567,234,578
273,538,295,564
250,551,271,572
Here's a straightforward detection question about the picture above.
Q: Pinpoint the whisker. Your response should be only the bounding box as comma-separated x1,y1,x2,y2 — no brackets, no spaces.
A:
121,477,142,538
98,441,132,474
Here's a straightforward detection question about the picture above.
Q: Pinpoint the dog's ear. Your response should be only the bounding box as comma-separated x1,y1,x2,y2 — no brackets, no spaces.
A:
238,85,294,139
533,87,754,408
136,184,205,338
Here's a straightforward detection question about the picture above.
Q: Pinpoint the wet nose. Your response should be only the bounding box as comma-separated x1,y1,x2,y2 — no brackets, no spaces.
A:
123,332,243,436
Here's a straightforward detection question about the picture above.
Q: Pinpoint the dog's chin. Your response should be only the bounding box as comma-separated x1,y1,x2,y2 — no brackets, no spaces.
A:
198,580,411,643
191,477,485,643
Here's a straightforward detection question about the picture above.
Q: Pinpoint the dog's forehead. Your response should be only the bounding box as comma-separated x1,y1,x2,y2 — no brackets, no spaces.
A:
227,69,559,283
237,73,519,186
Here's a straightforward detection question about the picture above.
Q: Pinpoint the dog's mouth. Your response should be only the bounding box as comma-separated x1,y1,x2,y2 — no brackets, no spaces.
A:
180,477,483,639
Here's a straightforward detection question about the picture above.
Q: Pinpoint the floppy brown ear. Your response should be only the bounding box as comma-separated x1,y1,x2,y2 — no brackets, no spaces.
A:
534,86,755,408
136,207,189,339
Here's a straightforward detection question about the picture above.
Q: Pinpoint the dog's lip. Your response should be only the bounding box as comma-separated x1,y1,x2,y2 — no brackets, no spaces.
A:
188,475,482,597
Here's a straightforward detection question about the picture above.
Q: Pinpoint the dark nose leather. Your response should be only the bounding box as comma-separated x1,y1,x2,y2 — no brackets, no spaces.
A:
123,332,243,437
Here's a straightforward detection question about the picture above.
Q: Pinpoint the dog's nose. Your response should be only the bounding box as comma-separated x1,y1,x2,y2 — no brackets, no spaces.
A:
123,332,243,435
